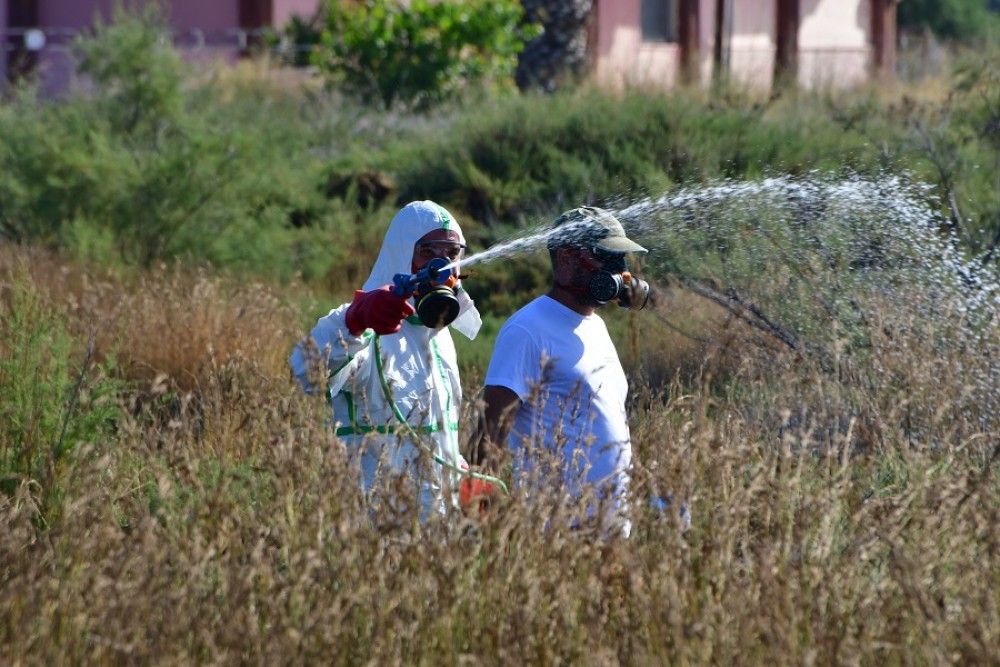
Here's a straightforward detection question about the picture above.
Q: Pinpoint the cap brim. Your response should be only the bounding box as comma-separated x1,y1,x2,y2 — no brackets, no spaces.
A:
595,236,648,254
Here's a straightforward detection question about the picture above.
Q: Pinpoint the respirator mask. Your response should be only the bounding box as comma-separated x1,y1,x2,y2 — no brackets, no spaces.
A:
413,271,462,328
586,247,650,311
394,244,465,330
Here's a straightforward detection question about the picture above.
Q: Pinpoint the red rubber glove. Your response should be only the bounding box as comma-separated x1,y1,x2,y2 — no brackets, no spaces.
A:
345,286,416,336
459,476,501,519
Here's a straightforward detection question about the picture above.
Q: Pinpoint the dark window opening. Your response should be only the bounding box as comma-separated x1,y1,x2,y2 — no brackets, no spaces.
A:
641,0,678,42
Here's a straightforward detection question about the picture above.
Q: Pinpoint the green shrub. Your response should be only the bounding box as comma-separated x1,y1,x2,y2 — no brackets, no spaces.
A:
1,6,997,293
381,87,883,227
313,0,537,109
0,7,348,277
899,0,1000,42
0,273,120,520
273,13,323,68
926,52,1000,257
0,92,97,246
75,3,184,135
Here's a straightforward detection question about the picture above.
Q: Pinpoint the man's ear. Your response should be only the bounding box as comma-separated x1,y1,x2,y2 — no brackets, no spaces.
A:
552,246,573,277
553,246,586,286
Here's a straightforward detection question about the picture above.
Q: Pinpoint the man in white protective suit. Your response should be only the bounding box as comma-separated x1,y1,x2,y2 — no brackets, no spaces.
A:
290,200,497,520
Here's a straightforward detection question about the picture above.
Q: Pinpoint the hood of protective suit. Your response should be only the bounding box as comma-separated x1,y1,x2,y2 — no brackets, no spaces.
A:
362,200,482,339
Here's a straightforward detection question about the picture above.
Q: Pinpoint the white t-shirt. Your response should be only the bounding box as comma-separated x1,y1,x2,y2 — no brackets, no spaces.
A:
485,295,632,509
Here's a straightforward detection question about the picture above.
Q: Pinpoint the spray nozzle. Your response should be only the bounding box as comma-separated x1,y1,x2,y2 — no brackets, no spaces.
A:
392,257,454,297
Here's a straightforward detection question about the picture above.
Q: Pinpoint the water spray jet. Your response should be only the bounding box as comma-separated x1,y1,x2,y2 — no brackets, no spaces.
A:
453,172,999,432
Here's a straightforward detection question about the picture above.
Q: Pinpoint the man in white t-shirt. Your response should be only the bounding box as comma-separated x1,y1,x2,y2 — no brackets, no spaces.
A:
470,207,651,535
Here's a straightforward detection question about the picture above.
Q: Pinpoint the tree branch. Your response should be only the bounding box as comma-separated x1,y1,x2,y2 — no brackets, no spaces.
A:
680,278,799,351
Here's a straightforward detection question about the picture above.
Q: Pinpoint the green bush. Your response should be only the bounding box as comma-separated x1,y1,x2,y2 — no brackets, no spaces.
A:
273,13,323,68
0,92,94,247
380,88,884,227
313,0,537,109
0,4,997,295
899,0,1000,42
0,6,348,278
75,3,184,135
0,274,120,519
879,51,1000,257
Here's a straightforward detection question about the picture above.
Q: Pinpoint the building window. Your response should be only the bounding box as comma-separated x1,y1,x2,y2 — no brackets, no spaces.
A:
641,0,678,43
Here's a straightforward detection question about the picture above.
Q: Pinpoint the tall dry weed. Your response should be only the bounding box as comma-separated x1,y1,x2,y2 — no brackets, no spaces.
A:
0,245,997,663
0,245,298,392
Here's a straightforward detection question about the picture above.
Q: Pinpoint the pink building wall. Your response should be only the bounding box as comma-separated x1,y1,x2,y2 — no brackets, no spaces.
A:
593,0,882,92
26,1,241,94
798,0,871,88
274,0,320,27
6,0,320,94
9,1,885,96
38,0,112,27
697,0,714,82
728,0,778,89
593,0,682,89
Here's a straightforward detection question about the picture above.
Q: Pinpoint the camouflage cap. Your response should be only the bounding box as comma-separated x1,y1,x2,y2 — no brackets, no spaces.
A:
547,206,647,254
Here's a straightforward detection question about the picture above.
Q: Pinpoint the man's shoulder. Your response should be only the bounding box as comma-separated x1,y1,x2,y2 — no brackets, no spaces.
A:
506,295,552,319
499,296,551,332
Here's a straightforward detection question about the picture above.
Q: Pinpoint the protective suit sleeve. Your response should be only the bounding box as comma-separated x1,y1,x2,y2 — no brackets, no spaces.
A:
289,303,374,395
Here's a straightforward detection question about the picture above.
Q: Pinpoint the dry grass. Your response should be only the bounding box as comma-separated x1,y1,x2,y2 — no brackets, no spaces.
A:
1,246,998,664
0,245,298,392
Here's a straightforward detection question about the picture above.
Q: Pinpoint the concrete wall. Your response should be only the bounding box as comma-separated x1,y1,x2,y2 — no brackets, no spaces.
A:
8,1,322,93
31,1,244,94
274,0,320,27
38,0,114,27
798,0,871,88
593,0,879,92
593,0,682,90
727,0,778,90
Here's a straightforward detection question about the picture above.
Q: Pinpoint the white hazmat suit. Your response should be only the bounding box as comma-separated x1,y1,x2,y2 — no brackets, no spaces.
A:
290,201,481,518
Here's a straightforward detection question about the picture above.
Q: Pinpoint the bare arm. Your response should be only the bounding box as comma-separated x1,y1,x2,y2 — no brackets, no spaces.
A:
468,385,521,469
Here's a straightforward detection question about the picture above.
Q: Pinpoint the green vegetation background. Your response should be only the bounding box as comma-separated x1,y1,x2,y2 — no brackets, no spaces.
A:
2,9,997,334
1,6,997,440
1,6,999,663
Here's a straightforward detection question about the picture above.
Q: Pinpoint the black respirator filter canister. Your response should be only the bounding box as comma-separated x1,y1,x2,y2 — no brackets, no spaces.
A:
414,283,461,328
587,271,650,310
